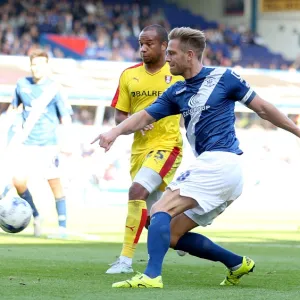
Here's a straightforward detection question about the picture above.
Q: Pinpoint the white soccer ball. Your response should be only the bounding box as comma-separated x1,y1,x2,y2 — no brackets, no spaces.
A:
0,196,32,233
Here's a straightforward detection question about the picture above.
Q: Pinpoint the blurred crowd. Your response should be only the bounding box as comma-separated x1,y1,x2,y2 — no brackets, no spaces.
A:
0,0,169,61
0,0,298,70
202,25,264,68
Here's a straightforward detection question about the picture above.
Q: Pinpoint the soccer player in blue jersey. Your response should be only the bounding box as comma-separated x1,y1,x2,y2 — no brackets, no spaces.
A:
92,27,300,288
10,49,72,237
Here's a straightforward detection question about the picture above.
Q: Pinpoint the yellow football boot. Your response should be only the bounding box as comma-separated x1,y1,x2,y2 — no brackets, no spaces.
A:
220,256,255,286
112,272,163,288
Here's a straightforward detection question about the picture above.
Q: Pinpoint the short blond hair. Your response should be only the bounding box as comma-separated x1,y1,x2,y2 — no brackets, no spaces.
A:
29,49,49,63
168,27,206,60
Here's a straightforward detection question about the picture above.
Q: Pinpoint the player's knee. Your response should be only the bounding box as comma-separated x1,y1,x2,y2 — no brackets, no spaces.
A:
150,192,175,216
150,200,170,216
170,233,182,249
12,177,27,193
129,182,149,200
150,201,159,216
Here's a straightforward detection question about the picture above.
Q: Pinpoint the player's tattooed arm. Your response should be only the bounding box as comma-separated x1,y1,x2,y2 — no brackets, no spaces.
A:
248,95,300,138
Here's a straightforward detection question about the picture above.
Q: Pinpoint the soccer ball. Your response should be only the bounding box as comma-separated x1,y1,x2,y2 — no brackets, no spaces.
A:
0,196,32,233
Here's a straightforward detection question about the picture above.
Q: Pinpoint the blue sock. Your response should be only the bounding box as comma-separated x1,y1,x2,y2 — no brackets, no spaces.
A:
19,189,39,218
175,232,243,268
55,197,67,228
144,212,171,278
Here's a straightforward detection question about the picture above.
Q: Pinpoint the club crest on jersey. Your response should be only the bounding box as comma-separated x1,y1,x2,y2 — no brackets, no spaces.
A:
165,75,172,84
203,77,216,87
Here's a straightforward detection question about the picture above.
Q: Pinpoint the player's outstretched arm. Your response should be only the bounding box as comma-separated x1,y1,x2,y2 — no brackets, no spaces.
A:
248,95,300,138
115,108,154,135
91,110,156,152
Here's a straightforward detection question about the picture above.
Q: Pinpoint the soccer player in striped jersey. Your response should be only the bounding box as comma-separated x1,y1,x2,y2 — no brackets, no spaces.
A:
94,27,300,288
10,49,72,238
105,24,183,274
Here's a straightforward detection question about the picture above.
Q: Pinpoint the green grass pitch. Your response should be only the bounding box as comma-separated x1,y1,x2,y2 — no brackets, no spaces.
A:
1,230,300,300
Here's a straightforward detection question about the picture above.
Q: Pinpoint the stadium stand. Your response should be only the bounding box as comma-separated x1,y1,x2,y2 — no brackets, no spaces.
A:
0,0,296,70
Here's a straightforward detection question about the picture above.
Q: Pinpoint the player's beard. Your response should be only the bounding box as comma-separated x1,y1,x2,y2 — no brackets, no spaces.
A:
142,56,155,64
169,65,181,76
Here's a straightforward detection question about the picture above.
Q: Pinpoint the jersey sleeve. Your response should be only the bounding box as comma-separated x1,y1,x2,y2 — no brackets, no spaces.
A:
11,86,22,108
225,69,256,105
111,71,130,112
145,86,180,121
54,87,73,118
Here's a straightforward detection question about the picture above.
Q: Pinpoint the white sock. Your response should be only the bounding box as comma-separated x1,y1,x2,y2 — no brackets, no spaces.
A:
119,255,132,266
58,226,67,234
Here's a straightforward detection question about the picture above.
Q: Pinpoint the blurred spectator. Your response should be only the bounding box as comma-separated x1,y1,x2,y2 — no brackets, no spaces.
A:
110,48,124,61
132,17,141,38
269,63,277,70
119,41,136,61
231,45,242,63
280,63,288,70
253,62,261,69
293,54,300,70
85,40,98,59
119,22,132,40
111,30,123,49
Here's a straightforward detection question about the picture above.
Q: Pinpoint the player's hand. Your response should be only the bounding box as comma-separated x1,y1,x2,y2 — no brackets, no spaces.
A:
91,129,119,152
140,124,154,136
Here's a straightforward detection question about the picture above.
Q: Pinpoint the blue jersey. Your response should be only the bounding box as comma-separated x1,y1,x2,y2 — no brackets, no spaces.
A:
12,77,72,146
145,67,256,156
